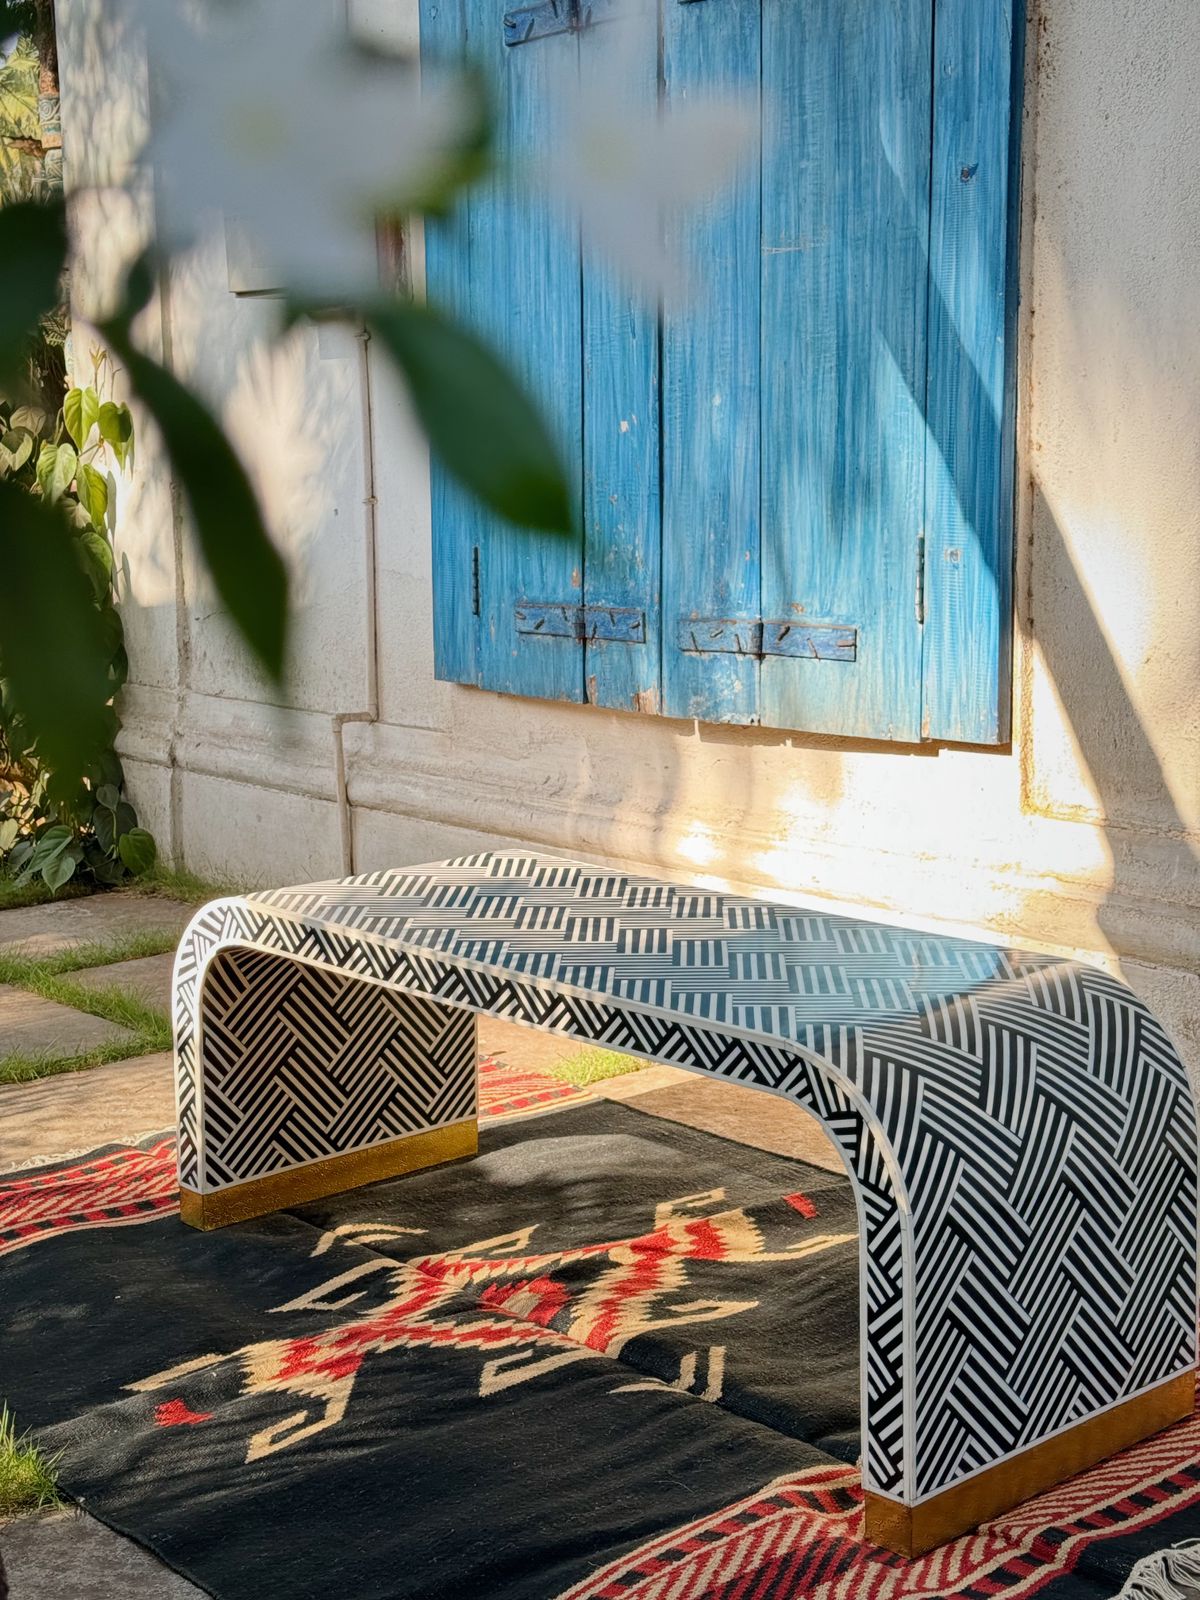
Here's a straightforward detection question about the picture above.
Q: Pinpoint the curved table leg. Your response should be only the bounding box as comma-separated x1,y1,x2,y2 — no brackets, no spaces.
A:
175,942,477,1229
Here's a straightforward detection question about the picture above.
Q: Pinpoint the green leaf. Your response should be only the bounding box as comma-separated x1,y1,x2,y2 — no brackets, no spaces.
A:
96,748,124,790
114,799,137,838
98,401,134,471
94,783,120,811
63,387,101,452
85,842,127,885
30,823,71,864
0,479,114,783
362,300,572,534
35,440,77,503
9,405,48,436
0,818,19,852
117,826,156,876
101,300,288,681
78,528,114,598
77,462,109,530
42,849,78,891
0,199,68,386
92,803,116,853
0,427,33,475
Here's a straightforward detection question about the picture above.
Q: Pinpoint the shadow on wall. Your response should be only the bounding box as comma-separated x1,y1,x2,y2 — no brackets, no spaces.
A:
1026,485,1200,1060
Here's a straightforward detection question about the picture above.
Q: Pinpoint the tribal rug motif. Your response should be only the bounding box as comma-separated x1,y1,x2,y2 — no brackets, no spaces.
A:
2,1063,1199,1600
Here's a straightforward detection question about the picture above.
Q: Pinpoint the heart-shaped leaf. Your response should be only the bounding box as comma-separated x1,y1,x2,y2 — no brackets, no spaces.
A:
36,441,77,503
42,848,78,891
63,386,100,452
77,463,109,530
98,401,134,471
117,827,156,876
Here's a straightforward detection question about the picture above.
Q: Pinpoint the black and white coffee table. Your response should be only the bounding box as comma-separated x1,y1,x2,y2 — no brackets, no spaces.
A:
172,851,1198,1553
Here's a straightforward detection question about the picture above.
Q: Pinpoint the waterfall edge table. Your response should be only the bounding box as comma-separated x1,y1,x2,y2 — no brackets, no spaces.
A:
172,851,1199,1556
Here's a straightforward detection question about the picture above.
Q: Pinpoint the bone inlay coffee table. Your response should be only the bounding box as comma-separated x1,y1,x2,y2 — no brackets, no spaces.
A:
173,852,1199,1554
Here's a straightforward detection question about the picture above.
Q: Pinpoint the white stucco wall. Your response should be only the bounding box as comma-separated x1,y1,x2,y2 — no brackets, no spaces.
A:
56,0,1200,1081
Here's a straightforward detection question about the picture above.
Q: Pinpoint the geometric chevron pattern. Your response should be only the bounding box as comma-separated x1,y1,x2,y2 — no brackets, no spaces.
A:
194,947,477,1188
172,850,1199,1507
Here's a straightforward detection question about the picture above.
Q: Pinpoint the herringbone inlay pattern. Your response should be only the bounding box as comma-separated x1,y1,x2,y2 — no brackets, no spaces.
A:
185,947,476,1189
173,852,1199,1506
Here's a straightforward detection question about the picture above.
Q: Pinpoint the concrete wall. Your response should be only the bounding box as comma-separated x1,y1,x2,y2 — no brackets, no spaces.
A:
57,0,1200,1081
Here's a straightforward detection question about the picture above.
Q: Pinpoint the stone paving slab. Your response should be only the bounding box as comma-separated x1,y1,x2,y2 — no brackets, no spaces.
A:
0,1052,175,1170
600,1065,844,1171
0,1507,203,1599
0,893,193,959
68,953,175,1013
479,1013,596,1071
0,986,133,1062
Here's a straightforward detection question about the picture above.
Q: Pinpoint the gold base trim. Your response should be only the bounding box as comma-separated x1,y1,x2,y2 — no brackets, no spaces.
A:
866,1370,1196,1558
179,1120,478,1230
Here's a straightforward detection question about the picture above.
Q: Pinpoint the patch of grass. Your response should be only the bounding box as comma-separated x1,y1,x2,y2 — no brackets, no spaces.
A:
0,935,175,1085
546,1047,647,1088
0,929,177,984
0,1032,166,1086
0,873,93,913
0,1406,61,1516
35,976,172,1047
130,863,247,904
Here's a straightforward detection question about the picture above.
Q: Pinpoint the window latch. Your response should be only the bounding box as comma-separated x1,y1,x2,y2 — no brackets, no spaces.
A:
674,618,858,662
515,602,647,643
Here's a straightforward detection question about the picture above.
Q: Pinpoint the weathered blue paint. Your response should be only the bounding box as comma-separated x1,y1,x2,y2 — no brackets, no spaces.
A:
422,0,475,690
660,0,761,724
758,0,930,742
675,618,764,658
581,0,662,713
763,622,858,663
581,605,646,643
920,0,1024,743
514,601,579,638
515,602,646,642
502,0,623,46
424,0,584,703
424,0,1022,746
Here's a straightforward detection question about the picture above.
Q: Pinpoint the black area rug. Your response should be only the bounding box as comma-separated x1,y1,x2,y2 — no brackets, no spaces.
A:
1,1097,858,1600
3,1088,1200,1600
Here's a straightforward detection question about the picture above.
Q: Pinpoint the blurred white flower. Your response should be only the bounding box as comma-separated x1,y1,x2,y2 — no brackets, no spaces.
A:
539,19,757,299
122,0,479,297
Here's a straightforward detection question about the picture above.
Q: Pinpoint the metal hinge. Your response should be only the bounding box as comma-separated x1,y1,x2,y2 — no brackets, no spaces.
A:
515,601,646,643
471,546,481,617
675,618,858,662
915,529,926,625
503,0,621,46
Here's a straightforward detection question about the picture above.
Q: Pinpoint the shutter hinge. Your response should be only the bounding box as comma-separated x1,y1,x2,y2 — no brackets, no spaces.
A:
675,618,858,662
503,0,619,45
915,529,926,625
515,601,646,643
471,546,481,617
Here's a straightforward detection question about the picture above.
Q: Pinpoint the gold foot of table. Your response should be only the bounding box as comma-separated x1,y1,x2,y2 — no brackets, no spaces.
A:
865,1371,1196,1558
179,1120,478,1231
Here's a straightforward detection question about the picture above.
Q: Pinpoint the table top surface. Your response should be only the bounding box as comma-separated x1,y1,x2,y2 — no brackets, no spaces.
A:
248,850,1071,1048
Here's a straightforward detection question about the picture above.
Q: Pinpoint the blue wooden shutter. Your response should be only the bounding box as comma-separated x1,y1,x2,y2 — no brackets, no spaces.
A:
423,0,585,704
580,3,663,714
921,0,1024,744
422,0,662,712
423,0,1022,745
